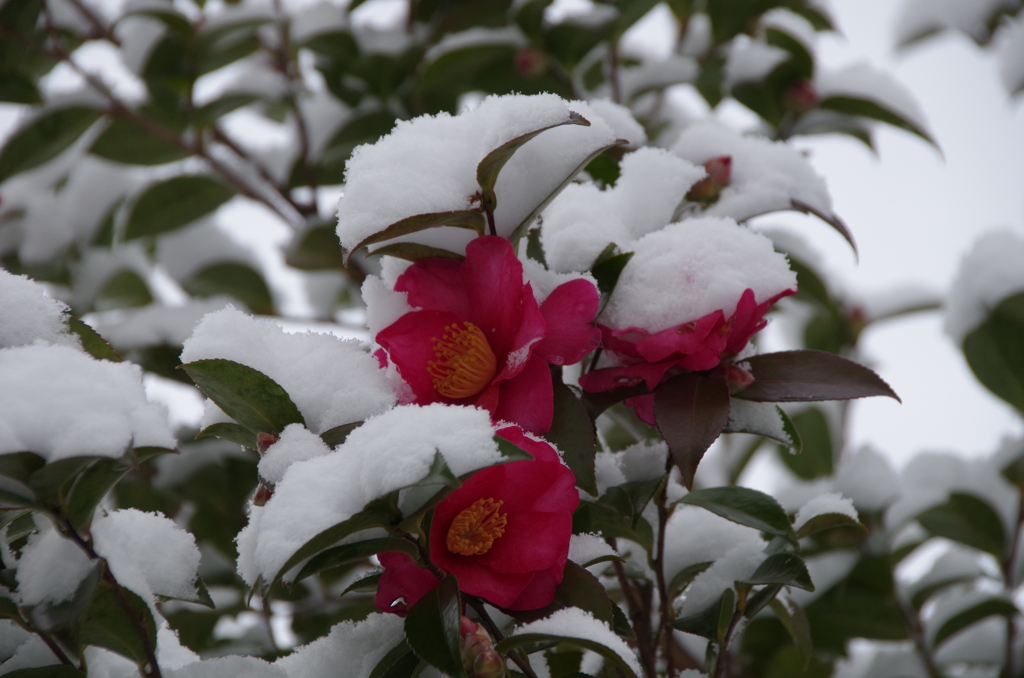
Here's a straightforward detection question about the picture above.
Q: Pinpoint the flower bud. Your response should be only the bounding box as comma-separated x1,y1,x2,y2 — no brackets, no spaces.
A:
784,79,818,115
253,481,274,506
722,363,755,394
256,431,279,456
686,156,732,205
514,46,547,77
473,649,506,678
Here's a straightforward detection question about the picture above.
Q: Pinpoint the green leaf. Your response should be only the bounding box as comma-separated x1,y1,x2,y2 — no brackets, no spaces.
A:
183,262,274,315
572,502,654,553
124,175,233,240
195,94,258,124
795,512,864,540
911,575,984,611
672,588,735,646
789,199,858,259
494,436,536,463
668,561,712,599
29,456,104,506
525,227,548,267
598,477,665,529
0,452,46,484
89,117,189,165
320,422,361,448
495,626,639,678
80,577,157,668
196,422,258,450
342,572,382,597
0,71,42,105
65,458,131,533
917,492,1007,558
0,475,36,508
347,211,485,264
654,373,731,489
508,561,613,625
933,597,1017,648
286,223,346,271
0,106,102,184
776,406,833,481
476,112,590,213
590,244,634,315
295,538,418,583
369,640,421,678
818,95,938,147
769,597,813,670
546,380,598,496
735,350,900,403
371,242,465,263
94,270,153,311
677,486,795,543
181,359,305,435
404,576,466,678
962,291,1024,413
508,140,627,250
66,317,122,362
742,553,814,592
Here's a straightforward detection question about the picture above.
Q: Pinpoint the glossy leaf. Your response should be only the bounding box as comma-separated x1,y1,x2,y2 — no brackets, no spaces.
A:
295,538,418,583
789,199,858,258
369,640,421,678
742,553,814,591
735,350,900,403
580,383,650,419
66,317,122,362
495,626,639,678
94,270,153,311
0,452,46,484
196,422,258,450
342,572,382,597
654,373,731,489
775,406,833,480
181,359,305,435
590,244,635,316
89,117,188,165
80,577,157,668
770,597,813,669
546,380,598,496
725,401,801,452
0,106,102,184
29,456,104,506
124,176,233,240
917,492,1007,558
476,112,590,213
347,210,485,264
404,576,466,678
183,262,274,315
572,502,654,553
598,477,665,529
933,597,1017,648
371,242,465,263
668,561,712,599
671,588,735,646
65,458,131,533
818,95,938,147
319,422,361,448
795,512,864,540
962,291,1024,413
676,486,795,543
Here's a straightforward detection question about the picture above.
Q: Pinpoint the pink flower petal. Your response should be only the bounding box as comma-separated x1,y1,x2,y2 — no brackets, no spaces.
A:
480,510,572,573
535,278,602,366
494,356,553,434
506,566,563,610
396,258,471,317
493,283,545,383
461,237,528,359
633,310,725,363
375,552,440,616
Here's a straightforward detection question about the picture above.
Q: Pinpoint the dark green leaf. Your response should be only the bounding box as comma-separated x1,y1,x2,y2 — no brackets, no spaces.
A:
195,422,258,450
369,640,421,678
81,577,157,668
742,553,814,592
668,561,712,599
0,475,36,508
508,562,613,625
347,211,485,264
494,436,536,463
962,292,1024,413
183,262,274,315
911,575,984,611
495,628,639,678
320,422,361,448
611,600,635,640
66,317,122,362
0,107,102,184
476,112,590,213
743,583,784,620
775,406,832,480
769,597,812,670
671,588,735,647
30,562,101,647
286,223,346,271
598,477,665,529
571,502,654,553
735,350,900,403
789,199,858,258
590,245,634,316
89,117,189,165
29,456,104,506
0,71,42,105
818,95,938,147
342,572,382,596
546,380,598,496
933,597,1017,648
0,452,46,484
124,175,233,240
404,576,466,678
580,383,650,419
195,94,258,124
917,492,1007,558
371,242,465,263
181,359,305,435
654,373,731,489
677,486,795,543
525,227,547,267
295,538,418,583
795,512,864,540
65,458,131,533
94,270,153,311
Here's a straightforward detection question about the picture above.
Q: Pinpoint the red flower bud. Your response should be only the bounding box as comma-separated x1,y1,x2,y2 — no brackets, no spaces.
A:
514,46,547,77
784,79,818,115
256,431,279,456
686,156,732,205
473,649,507,678
722,363,755,394
253,482,274,506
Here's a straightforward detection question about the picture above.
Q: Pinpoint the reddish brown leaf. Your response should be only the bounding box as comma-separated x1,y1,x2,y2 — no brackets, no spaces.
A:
736,350,900,403
654,374,731,489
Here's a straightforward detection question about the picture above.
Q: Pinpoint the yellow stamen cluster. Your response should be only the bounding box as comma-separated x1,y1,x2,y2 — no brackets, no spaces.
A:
428,322,497,399
447,498,508,556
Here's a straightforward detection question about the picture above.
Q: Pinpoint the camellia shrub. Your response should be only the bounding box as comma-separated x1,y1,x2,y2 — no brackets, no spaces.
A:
1,1,1023,678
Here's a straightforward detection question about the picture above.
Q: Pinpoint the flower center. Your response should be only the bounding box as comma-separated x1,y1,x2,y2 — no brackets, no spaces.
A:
446,497,507,556
428,322,497,399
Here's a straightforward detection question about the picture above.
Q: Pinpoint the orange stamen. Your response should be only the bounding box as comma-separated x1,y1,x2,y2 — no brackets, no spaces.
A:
428,322,497,399
446,498,508,556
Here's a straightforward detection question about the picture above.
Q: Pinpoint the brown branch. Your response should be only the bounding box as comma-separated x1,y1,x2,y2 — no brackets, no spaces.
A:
62,0,120,45
653,467,676,677
608,543,657,678
1003,490,1024,677
36,629,76,667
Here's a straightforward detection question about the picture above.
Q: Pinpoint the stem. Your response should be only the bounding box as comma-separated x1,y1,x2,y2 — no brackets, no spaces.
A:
608,40,622,105
64,0,120,45
894,593,943,678
486,209,497,237
1003,490,1024,677
653,465,675,677
36,629,75,667
467,598,539,678
712,610,743,678
609,546,657,678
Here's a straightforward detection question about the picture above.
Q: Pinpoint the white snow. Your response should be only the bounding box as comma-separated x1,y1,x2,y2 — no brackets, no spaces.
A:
0,269,82,350
599,218,796,334
16,524,94,606
724,38,789,88
336,94,620,257
360,275,412,337
92,297,234,350
999,14,1024,95
676,539,765,617
727,400,790,445
672,122,835,222
235,404,503,584
258,423,333,485
511,608,642,676
166,655,285,678
895,0,1018,45
520,259,599,305
944,229,1024,343
157,220,261,284
788,550,858,606
618,57,699,103
815,63,931,139
541,147,705,273
569,533,619,566
180,306,396,434
0,635,60,675
793,492,858,533
92,508,203,604
274,614,404,678
833,445,901,513
905,546,987,599
0,343,175,459
544,0,618,27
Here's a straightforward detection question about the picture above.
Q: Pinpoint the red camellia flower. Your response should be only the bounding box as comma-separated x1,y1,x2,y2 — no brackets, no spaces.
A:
578,287,794,425
375,236,601,434
375,426,579,613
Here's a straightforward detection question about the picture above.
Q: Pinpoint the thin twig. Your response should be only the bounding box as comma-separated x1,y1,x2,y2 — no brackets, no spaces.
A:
609,545,657,678
608,41,622,105
467,598,540,678
36,629,75,667
654,461,676,677
1003,490,1024,677
712,610,743,678
64,0,120,45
